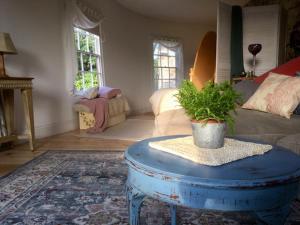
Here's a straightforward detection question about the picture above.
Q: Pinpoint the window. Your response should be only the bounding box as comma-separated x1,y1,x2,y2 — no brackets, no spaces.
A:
153,40,183,90
74,27,104,91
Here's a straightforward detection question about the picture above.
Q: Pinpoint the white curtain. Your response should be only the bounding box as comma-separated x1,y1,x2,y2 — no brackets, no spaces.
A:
63,0,104,93
153,39,184,87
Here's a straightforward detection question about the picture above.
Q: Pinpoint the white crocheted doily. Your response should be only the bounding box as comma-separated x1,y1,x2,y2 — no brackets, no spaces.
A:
149,136,272,166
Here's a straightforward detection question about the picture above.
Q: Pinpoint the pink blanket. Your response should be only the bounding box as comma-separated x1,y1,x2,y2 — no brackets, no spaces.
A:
79,98,109,133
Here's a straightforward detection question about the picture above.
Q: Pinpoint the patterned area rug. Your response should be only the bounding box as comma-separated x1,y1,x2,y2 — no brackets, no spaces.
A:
0,151,299,225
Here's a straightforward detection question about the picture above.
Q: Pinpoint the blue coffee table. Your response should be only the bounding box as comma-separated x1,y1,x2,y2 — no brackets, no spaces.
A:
125,136,300,225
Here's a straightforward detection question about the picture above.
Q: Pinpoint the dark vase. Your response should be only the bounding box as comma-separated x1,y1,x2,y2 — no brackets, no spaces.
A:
248,44,262,56
248,44,262,75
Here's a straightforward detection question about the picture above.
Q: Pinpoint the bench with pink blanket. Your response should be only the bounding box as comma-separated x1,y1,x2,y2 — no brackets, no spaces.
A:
73,95,130,133
78,98,109,133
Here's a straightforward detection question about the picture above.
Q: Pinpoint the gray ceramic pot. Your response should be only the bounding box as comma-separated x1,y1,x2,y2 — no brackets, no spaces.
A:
191,121,225,149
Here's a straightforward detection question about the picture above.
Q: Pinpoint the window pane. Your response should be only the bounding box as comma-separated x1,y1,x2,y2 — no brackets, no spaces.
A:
79,32,88,52
158,79,163,89
73,27,104,91
93,73,99,87
169,49,176,56
90,56,98,72
88,36,96,53
82,54,90,71
169,57,176,67
170,68,176,79
83,72,91,88
169,80,176,88
84,72,95,88
74,72,84,91
161,56,168,67
162,80,170,88
77,53,82,71
152,40,181,90
162,68,169,79
153,55,160,67
74,32,79,51
153,43,160,55
154,68,161,79
161,46,168,54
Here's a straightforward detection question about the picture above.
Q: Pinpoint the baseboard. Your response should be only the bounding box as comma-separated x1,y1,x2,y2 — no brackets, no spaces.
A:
34,119,78,139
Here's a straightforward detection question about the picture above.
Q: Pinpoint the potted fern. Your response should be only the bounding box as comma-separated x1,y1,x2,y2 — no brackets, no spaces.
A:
176,80,241,149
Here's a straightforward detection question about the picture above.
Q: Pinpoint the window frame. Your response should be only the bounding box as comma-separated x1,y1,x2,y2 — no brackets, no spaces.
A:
152,40,180,90
73,27,105,91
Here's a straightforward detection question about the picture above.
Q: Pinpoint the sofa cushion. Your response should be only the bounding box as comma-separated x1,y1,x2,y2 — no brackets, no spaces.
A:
149,88,181,116
233,80,259,104
153,108,191,136
294,104,300,115
232,108,300,136
277,134,300,155
228,108,300,144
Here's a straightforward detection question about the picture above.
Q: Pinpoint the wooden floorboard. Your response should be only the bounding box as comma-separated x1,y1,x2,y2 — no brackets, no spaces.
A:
0,130,135,176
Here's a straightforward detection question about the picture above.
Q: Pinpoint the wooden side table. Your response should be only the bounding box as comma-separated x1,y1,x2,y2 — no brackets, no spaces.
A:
0,77,35,151
125,136,300,225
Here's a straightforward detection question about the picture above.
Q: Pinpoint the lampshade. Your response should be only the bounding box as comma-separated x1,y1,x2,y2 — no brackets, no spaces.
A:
0,32,17,54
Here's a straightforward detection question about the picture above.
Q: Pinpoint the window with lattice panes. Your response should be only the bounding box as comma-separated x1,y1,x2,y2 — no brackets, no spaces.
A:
74,27,104,91
153,41,180,90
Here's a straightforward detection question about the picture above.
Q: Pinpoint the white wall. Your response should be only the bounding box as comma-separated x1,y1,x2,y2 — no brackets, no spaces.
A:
86,0,216,114
243,5,282,75
0,0,77,138
0,0,215,138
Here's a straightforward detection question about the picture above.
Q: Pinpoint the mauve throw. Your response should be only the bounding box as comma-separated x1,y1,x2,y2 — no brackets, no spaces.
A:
79,98,109,133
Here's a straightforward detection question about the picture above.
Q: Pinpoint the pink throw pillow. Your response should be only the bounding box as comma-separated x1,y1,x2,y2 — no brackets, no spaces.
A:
98,86,121,99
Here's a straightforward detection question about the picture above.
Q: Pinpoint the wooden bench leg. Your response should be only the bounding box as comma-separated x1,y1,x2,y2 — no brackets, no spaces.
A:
21,88,35,151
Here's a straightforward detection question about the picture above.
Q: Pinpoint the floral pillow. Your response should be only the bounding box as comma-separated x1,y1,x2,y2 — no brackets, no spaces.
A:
242,72,300,118
75,87,99,99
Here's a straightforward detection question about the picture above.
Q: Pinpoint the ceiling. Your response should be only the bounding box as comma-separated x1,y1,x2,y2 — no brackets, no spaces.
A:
117,0,249,25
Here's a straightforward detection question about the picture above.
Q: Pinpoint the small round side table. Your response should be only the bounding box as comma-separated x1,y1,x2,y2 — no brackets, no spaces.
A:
125,136,300,225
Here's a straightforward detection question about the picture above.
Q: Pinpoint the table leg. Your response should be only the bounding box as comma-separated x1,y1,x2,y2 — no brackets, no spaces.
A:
21,88,35,151
2,89,14,136
254,204,290,225
170,204,177,225
126,184,145,225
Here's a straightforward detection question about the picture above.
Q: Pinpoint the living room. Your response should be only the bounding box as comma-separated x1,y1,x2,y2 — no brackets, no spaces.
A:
0,0,300,224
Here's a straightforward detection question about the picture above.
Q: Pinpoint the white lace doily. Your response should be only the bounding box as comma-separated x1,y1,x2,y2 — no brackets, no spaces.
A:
149,136,272,166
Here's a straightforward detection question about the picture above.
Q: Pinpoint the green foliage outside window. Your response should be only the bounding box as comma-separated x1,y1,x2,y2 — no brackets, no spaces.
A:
73,27,103,91
74,72,99,91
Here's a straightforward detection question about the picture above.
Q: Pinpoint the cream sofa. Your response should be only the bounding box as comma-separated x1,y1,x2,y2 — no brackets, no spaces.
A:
150,88,300,155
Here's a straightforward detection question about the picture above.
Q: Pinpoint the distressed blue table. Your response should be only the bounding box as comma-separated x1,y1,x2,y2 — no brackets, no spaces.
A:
125,136,300,225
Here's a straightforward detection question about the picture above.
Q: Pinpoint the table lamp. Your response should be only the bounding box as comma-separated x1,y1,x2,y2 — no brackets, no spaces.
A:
248,43,262,76
0,32,17,77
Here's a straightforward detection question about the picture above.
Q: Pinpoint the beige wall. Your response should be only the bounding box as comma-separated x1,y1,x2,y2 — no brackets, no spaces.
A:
86,0,216,114
0,0,77,138
0,0,215,138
